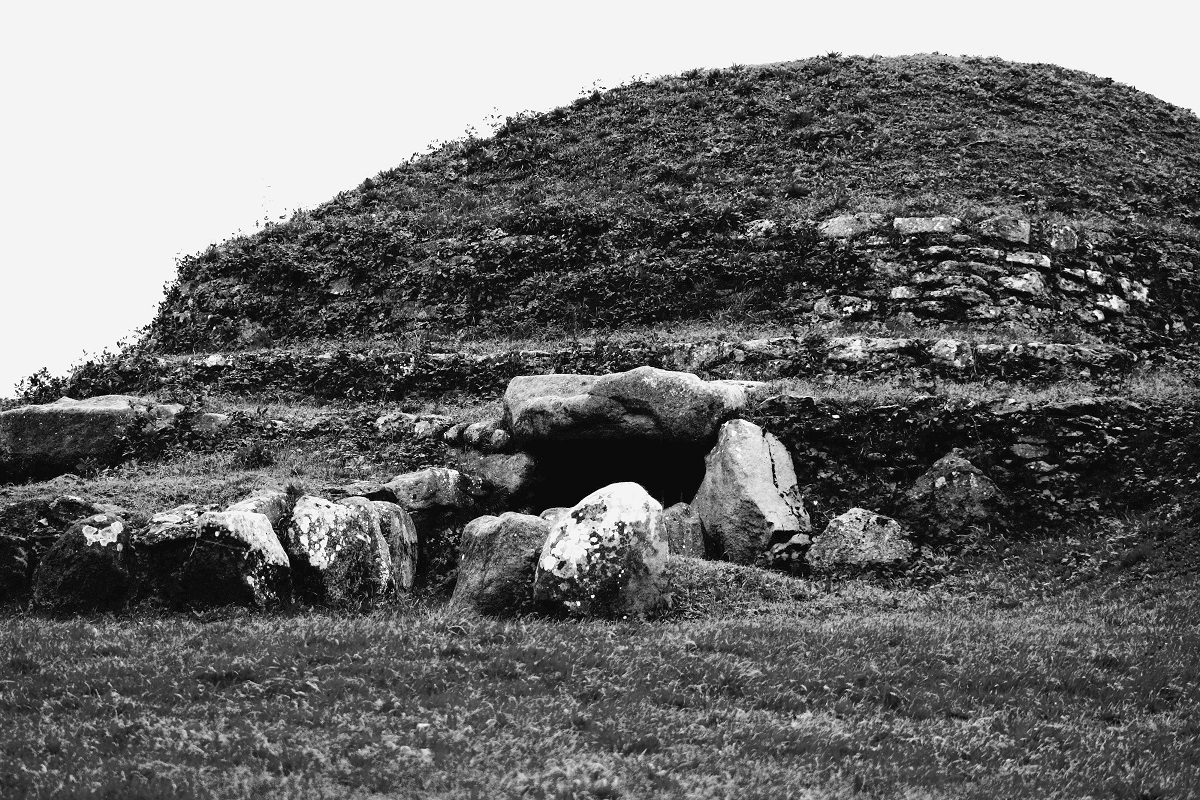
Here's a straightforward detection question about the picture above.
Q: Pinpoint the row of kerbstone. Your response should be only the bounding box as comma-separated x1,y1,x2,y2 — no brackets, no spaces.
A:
30,489,420,612
25,460,532,612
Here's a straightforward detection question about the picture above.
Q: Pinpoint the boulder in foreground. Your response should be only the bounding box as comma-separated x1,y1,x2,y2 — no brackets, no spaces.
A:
807,508,913,571
32,513,133,612
285,496,394,604
133,504,291,608
534,482,668,617
906,450,1005,536
452,512,549,615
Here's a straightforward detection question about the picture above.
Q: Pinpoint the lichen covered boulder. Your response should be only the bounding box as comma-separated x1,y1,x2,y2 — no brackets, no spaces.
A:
133,504,291,608
452,512,550,615
0,495,134,601
339,497,418,593
906,450,1006,536
692,419,810,565
807,508,914,571
285,495,393,604
533,482,668,617
32,513,133,611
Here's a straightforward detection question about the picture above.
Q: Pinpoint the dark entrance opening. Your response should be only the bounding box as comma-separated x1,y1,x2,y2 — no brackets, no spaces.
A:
524,438,710,511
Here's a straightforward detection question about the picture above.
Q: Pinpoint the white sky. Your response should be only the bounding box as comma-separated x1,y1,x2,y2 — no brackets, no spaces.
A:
1,0,1196,398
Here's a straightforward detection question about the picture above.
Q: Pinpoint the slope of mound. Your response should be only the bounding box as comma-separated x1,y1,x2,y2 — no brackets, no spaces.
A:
144,53,1200,354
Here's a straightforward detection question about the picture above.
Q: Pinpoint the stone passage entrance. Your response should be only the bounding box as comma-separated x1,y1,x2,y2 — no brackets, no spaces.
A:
522,438,710,510
501,367,813,568
503,367,750,510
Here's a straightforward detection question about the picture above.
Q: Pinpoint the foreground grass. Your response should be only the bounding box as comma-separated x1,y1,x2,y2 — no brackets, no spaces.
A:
2,577,1197,799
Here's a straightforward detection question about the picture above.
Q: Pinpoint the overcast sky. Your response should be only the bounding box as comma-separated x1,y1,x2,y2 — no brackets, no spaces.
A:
2,0,1196,397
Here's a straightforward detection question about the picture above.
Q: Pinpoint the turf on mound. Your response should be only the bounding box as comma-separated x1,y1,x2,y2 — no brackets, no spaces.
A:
141,53,1200,354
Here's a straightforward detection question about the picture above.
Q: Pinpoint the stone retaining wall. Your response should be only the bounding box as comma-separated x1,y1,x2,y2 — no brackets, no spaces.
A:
47,334,1137,404
751,394,1200,537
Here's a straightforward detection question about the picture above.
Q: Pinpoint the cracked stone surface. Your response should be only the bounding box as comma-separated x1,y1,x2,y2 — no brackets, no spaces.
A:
692,419,810,565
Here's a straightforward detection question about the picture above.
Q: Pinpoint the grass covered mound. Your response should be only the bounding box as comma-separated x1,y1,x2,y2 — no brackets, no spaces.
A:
145,53,1200,353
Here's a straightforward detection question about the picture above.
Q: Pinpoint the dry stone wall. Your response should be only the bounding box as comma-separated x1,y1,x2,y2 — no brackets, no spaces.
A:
751,394,1200,537
41,334,1138,407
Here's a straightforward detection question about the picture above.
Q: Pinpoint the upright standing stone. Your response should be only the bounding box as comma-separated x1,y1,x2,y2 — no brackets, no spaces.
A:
285,496,393,604
692,420,810,565
451,512,549,614
661,502,706,558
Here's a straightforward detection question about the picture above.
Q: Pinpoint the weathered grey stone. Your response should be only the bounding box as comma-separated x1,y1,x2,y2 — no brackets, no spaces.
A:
1048,225,1079,251
32,513,132,611
1116,277,1150,304
661,502,705,558
534,482,668,617
826,337,917,367
1096,294,1130,316
451,512,549,614
384,468,485,511
285,495,393,603
928,339,974,370
807,509,913,571
1010,443,1050,460
814,295,876,320
372,501,418,592
442,422,469,446
456,452,537,497
463,421,498,449
131,504,291,608
998,271,1047,297
505,367,748,445
692,420,810,565
906,451,1004,535
893,216,960,235
227,490,294,529
818,213,886,239
978,215,1031,244
488,429,512,452
1006,251,1052,270
0,395,183,476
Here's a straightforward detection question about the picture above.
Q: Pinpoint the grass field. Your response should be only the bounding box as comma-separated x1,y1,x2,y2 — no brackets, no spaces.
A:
3,561,1197,800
